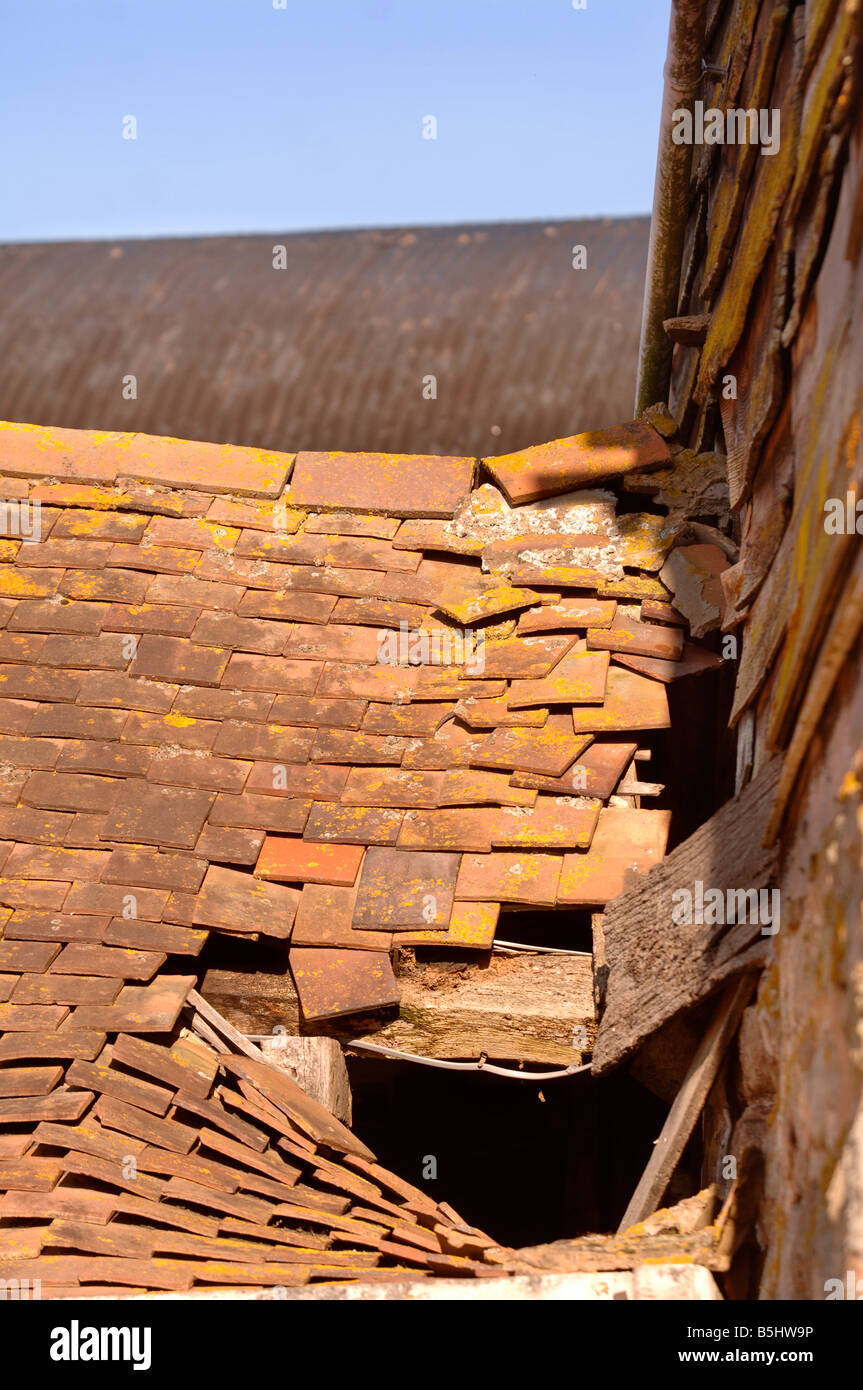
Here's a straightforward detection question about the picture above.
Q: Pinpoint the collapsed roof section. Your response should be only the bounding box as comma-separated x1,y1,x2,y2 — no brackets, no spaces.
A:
0,416,727,1293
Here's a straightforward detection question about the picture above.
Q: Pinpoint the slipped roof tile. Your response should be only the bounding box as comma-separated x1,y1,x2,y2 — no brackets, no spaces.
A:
353,847,460,928
483,421,670,503
289,947,399,1021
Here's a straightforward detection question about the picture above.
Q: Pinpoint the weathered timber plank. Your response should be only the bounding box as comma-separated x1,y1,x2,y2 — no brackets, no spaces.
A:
766,543,863,840
202,954,594,1066
592,757,782,1075
617,976,756,1232
252,1035,352,1125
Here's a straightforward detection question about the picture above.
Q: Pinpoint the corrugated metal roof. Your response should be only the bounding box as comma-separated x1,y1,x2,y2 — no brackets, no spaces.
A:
0,219,648,456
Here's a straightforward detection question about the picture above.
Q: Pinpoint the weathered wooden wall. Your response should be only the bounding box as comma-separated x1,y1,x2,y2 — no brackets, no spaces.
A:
664,0,863,1297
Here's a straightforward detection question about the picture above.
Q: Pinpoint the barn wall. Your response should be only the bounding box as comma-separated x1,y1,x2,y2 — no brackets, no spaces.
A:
664,0,863,1296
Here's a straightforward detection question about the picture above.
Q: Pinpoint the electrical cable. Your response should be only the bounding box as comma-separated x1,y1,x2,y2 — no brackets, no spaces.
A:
345,1037,591,1080
492,940,592,957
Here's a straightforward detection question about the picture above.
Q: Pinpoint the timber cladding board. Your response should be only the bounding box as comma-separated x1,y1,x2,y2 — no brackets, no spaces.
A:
664,0,863,858
0,396,726,1291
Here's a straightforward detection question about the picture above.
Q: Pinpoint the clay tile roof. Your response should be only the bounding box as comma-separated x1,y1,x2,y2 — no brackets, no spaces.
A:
0,416,719,1294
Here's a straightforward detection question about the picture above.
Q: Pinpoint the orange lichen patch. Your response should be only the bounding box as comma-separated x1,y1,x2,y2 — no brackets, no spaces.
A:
483,421,670,504
0,567,64,599
289,947,399,1021
557,807,670,906
255,838,364,887
611,513,678,572
570,667,671,733
503,564,605,589
121,433,294,499
597,575,672,601
0,422,135,482
288,452,476,518
2,424,292,501
398,900,499,949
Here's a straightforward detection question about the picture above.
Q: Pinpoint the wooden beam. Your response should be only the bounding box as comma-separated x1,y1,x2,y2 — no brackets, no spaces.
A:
617,976,755,1232
251,1036,352,1125
201,953,595,1066
592,757,781,1075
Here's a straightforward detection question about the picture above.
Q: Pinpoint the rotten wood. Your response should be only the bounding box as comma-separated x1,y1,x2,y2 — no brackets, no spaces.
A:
202,952,595,1066
251,1035,352,1125
592,756,781,1075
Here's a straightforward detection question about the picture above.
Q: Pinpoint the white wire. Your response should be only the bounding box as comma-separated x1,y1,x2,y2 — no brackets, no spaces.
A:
345,1037,591,1080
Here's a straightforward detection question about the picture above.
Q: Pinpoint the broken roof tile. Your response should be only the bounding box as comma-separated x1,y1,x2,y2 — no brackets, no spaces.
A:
453,695,547,729
397,899,499,950
611,645,725,682
586,617,684,661
516,597,617,633
292,883,392,951
557,807,671,905
510,739,635,799
483,421,670,504
193,865,299,936
476,634,575,680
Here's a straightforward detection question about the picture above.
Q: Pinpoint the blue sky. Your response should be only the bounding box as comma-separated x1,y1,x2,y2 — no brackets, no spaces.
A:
0,0,670,242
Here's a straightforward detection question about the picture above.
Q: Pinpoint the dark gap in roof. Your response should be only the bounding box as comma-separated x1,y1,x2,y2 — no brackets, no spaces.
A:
346,1056,702,1247
496,907,593,954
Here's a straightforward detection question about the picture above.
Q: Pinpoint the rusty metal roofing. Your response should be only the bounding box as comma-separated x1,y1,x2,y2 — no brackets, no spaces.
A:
0,412,724,1295
0,219,648,458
